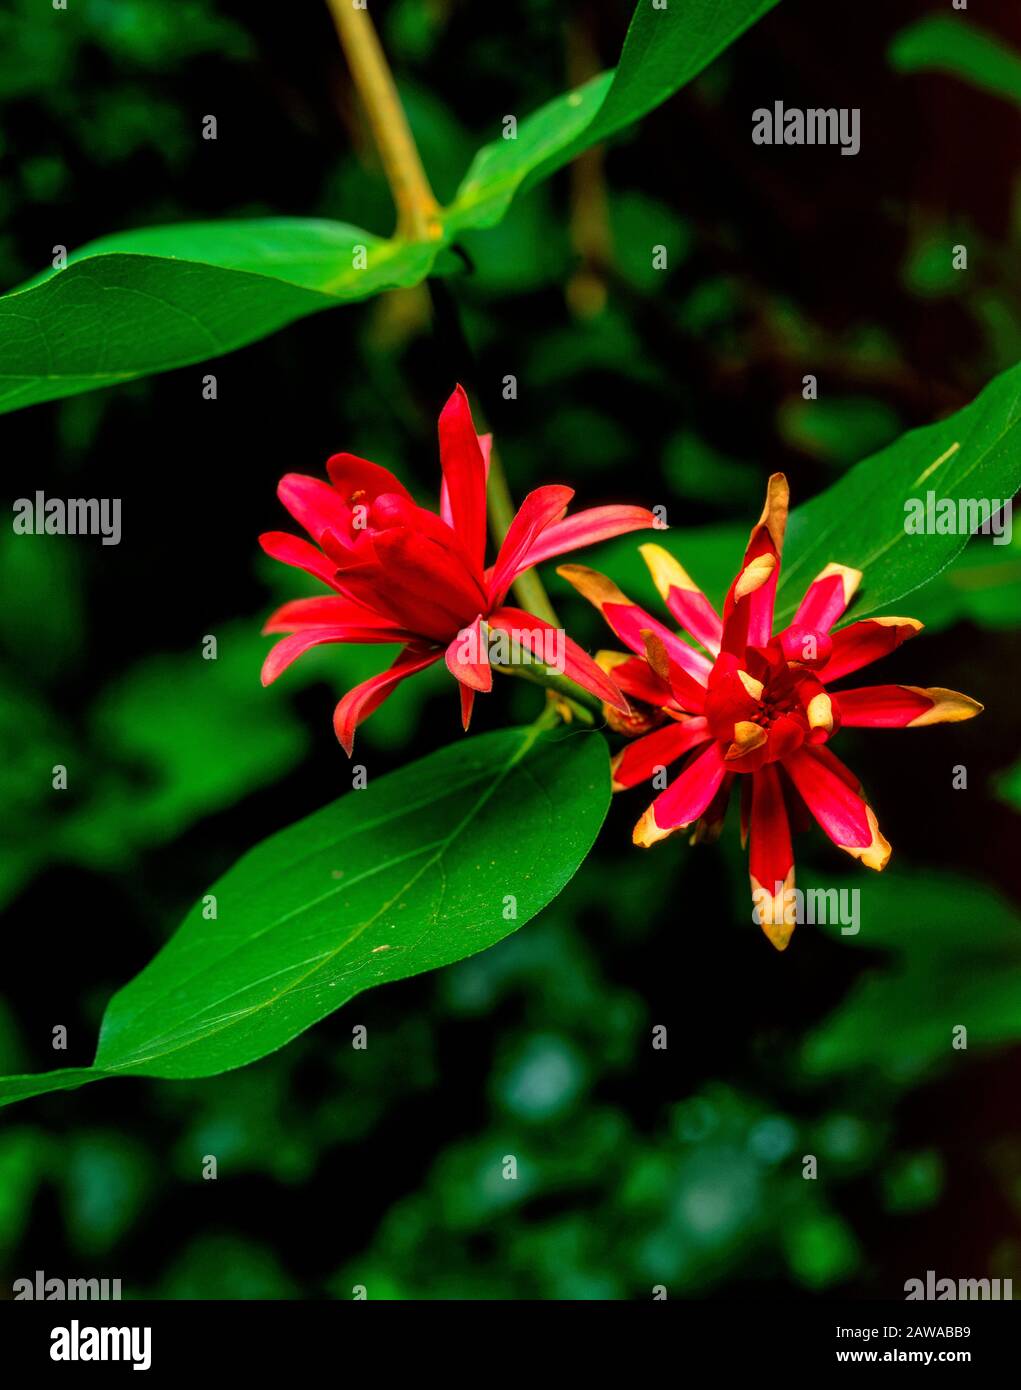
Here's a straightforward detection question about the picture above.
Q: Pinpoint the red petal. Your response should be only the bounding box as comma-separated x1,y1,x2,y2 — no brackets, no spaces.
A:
344,529,487,642
438,385,488,575
783,746,891,869
459,683,475,731
833,685,982,727
748,764,796,950
277,474,356,547
333,646,441,755
261,627,402,686
793,563,862,633
640,543,723,654
262,595,404,634
325,453,413,504
558,565,712,689
633,740,728,845
518,504,658,569
440,430,491,530
611,717,710,790
444,615,493,693
259,531,344,592
720,474,789,655
488,485,574,605
487,605,629,713
815,617,922,682
600,652,674,710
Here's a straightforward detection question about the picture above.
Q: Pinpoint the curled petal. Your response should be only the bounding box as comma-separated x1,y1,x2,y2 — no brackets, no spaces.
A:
444,615,493,693
333,645,442,755
833,685,983,728
596,650,674,711
783,746,891,871
277,474,356,547
326,453,413,505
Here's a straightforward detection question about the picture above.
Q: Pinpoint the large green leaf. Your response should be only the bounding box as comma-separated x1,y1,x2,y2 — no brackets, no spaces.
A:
777,361,1021,624
0,0,781,414
0,220,440,413
450,0,780,231
0,725,610,1110
577,360,1021,629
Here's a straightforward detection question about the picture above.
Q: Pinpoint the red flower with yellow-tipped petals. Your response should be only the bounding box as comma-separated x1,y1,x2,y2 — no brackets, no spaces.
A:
260,386,657,750
559,474,982,949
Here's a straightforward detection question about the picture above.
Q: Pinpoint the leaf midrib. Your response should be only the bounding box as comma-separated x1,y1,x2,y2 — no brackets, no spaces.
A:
99,724,549,1072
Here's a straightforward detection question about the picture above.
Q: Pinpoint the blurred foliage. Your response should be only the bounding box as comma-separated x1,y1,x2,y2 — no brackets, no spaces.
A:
0,0,1018,1301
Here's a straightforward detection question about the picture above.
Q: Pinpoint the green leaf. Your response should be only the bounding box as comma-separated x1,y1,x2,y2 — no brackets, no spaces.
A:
777,361,1021,625
0,220,440,413
575,360,1021,629
0,0,781,414
0,725,610,1110
449,0,780,231
888,16,1021,110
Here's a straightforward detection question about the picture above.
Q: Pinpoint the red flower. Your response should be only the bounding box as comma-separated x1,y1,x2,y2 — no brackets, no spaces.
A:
260,385,657,751
559,474,982,950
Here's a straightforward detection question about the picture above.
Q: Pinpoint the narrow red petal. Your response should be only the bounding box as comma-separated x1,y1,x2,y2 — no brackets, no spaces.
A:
518,504,658,569
262,627,394,686
611,717,710,790
437,385,488,575
558,563,711,688
720,473,789,654
633,740,728,845
332,646,441,755
640,543,723,653
259,531,344,592
815,617,922,682
793,563,862,634
488,485,574,605
833,685,982,727
783,746,891,869
459,683,475,732
262,595,405,635
748,764,796,950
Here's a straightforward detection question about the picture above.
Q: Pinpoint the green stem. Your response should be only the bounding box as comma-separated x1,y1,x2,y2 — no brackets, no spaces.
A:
493,661,598,723
325,0,442,243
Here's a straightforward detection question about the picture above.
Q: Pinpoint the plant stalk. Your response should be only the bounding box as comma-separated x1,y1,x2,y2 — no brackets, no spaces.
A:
325,0,442,243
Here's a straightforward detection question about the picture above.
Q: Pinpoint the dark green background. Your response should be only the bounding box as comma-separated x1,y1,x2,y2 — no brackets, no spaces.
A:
1,0,1019,1298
